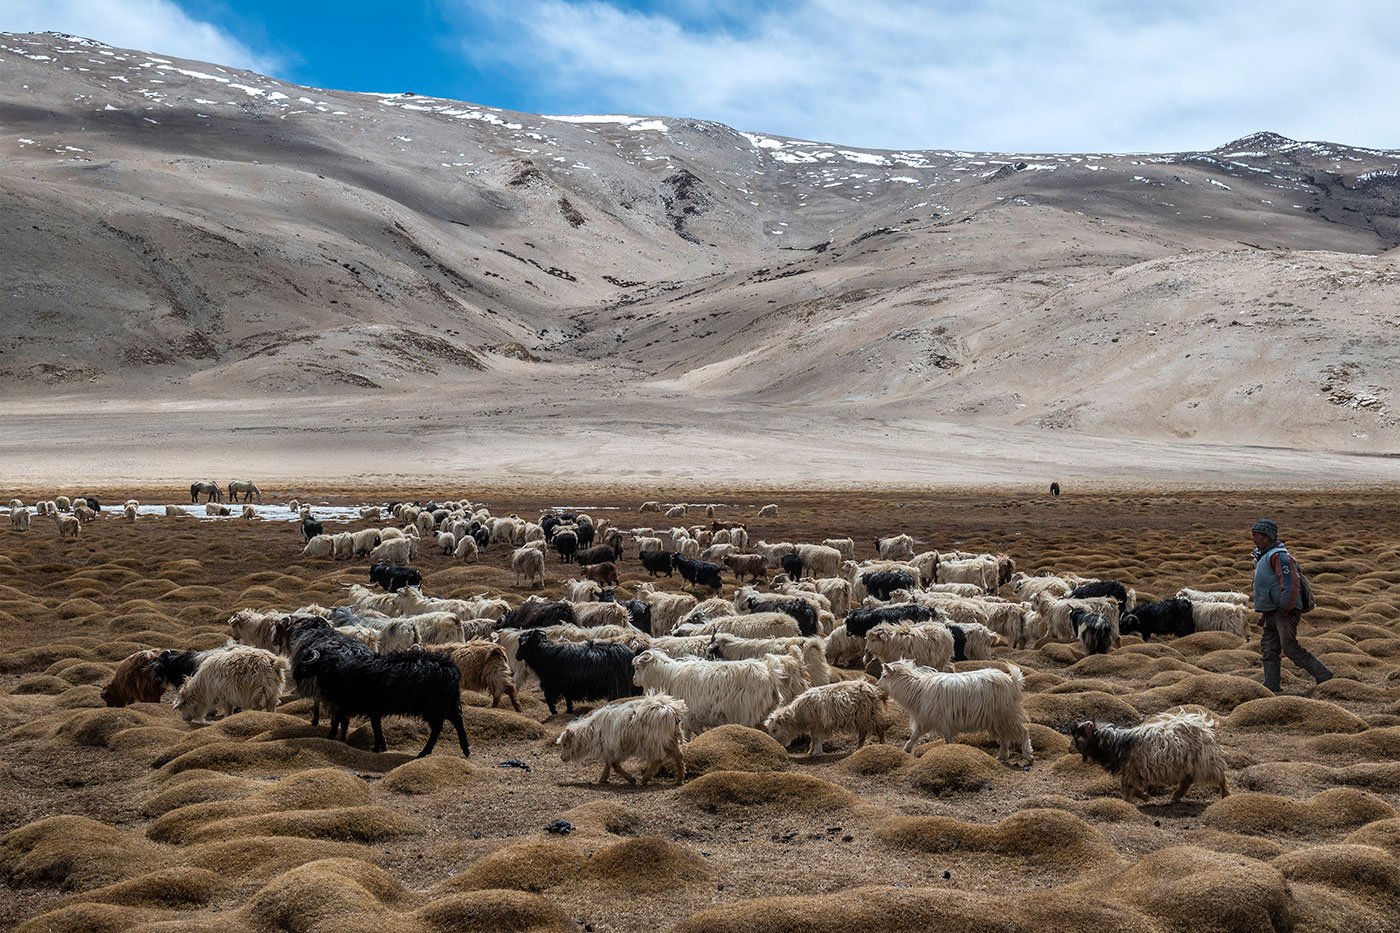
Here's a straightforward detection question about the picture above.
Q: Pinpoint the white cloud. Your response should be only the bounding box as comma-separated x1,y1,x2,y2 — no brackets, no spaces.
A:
2,0,275,73
454,0,1400,152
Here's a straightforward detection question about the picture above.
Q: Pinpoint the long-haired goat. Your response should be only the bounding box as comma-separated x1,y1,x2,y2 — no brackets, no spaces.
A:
1070,708,1229,803
556,694,688,785
878,660,1032,762
764,680,886,756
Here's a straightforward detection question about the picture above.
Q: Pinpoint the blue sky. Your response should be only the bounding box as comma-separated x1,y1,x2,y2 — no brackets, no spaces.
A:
6,1,1399,152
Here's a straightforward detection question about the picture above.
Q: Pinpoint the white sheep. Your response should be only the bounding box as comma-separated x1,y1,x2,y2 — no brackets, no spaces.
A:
415,512,436,536
1071,708,1230,802
935,555,999,592
925,582,985,598
524,521,545,543
765,680,887,756
54,495,72,512
512,546,545,589
879,660,1032,762
302,534,335,559
369,537,412,565
227,608,284,651
557,694,689,785
864,621,955,671
50,511,81,540
1010,572,1073,602
72,503,96,524
170,646,288,724
701,543,738,563
677,537,701,559
436,531,456,555
1191,601,1250,637
1178,587,1250,606
753,540,796,567
634,583,699,636
674,611,802,639
876,534,915,561
910,551,940,585
401,611,466,645
632,647,807,735
453,535,479,562
205,502,230,517
706,632,833,686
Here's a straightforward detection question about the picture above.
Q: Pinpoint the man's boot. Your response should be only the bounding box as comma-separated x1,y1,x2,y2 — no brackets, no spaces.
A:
1302,655,1334,686
1263,659,1282,693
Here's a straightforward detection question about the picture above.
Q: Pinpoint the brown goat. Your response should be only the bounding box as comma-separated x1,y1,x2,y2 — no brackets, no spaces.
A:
724,554,768,583
582,562,620,588
429,641,521,711
100,649,165,707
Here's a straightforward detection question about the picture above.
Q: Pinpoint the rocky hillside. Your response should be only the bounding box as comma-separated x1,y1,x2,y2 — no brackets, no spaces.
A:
2,31,1398,456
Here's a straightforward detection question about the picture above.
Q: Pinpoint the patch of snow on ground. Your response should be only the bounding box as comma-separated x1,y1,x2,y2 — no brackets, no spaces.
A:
543,114,669,132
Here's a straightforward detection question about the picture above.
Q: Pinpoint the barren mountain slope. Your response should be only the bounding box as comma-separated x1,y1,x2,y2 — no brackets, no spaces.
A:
2,31,1399,483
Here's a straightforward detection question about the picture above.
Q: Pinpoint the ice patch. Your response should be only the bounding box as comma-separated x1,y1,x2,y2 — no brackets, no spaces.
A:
543,114,670,132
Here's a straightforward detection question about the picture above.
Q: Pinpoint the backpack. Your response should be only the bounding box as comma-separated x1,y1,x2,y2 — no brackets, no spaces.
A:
1297,568,1317,613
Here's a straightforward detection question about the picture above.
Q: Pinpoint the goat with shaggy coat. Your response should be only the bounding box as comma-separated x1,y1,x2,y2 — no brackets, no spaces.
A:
1178,587,1250,606
672,554,724,594
674,611,803,640
706,632,833,686
1036,594,1121,643
875,534,916,561
794,544,843,579
427,641,520,711
634,584,697,636
100,649,166,707
502,598,577,630
1190,601,1250,637
582,562,620,588
1009,572,1072,603
844,603,935,638
171,646,288,724
737,589,820,636
1067,580,1135,615
1071,709,1229,803
878,660,1032,762
865,621,955,671
515,629,640,715
724,554,768,583
765,680,886,756
556,695,688,785
295,647,471,757
1121,597,1195,641
370,562,422,593
824,625,867,668
228,608,284,651
1070,607,1116,655
862,570,916,602
511,546,545,589
633,647,807,735
935,555,999,592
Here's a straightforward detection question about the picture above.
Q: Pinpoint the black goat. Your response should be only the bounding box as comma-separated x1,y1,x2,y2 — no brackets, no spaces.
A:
744,595,818,637
501,599,577,630
640,549,677,577
779,553,804,580
293,647,470,757
1120,597,1194,641
948,624,969,662
76,495,100,511
301,517,324,542
149,649,209,691
862,570,916,601
616,599,653,634
514,629,640,715
277,616,374,728
672,554,724,594
553,530,579,563
844,604,933,638
575,519,596,549
1070,607,1114,655
370,561,422,592
1067,580,1132,615
541,515,563,541
472,527,490,549
577,543,622,566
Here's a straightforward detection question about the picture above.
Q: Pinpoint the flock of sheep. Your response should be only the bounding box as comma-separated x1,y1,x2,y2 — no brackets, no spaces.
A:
34,492,1240,804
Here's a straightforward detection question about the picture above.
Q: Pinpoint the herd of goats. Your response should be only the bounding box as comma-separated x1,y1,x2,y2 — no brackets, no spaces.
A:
11,493,1244,805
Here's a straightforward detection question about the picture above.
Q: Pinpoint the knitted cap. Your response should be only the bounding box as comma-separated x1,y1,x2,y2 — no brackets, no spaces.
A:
1251,518,1278,540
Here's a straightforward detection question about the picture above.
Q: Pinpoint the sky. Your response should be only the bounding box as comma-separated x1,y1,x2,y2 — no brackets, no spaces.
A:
5,0,1398,153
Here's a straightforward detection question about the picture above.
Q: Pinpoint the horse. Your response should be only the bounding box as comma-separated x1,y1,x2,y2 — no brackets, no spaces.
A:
190,481,223,504
227,480,262,503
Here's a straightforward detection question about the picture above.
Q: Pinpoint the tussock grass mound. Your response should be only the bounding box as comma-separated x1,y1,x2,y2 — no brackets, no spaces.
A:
186,836,374,882
54,598,106,620
53,707,166,747
460,706,548,741
1172,631,1251,656
586,837,710,892
107,724,187,752
682,725,789,775
61,866,222,908
879,809,1115,866
1314,679,1391,702
1129,673,1271,715
557,800,643,836
141,772,259,817
1024,691,1141,728
10,675,75,696
1226,696,1368,734
53,685,104,709
1308,726,1400,760
440,843,586,893
908,744,1002,795
1,816,163,890
1044,677,1136,696
414,890,574,932
381,756,474,794
187,806,422,844
676,771,859,812
837,743,912,775
1015,794,1146,824
1189,829,1285,861
1204,788,1396,836
1345,819,1400,858
240,858,410,932
159,737,414,775
671,886,1029,933
1068,654,1198,681
15,904,160,933
0,644,94,674
1275,843,1400,905
1102,845,1293,933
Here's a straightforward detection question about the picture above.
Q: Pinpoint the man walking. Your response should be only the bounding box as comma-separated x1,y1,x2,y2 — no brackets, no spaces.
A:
1252,518,1332,692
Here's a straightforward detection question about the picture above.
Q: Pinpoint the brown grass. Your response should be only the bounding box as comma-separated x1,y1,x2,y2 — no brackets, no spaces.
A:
682,724,790,775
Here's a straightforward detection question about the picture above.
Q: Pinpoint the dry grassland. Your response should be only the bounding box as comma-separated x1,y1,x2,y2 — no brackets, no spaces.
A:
3,485,1400,932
